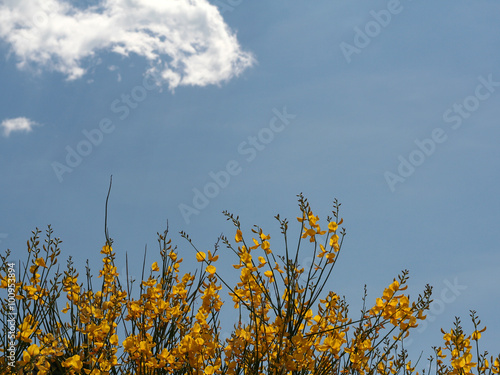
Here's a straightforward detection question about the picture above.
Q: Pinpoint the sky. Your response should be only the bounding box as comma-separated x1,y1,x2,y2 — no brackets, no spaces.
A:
1,0,499,363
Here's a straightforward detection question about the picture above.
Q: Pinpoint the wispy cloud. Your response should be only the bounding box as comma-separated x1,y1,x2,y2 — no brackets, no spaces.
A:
0,0,255,89
1,117,40,137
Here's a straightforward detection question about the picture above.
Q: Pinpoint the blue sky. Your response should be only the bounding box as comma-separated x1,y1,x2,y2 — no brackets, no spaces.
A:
1,0,499,361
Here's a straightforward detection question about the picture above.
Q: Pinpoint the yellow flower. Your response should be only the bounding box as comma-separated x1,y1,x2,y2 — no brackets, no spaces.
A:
62,354,83,371
196,252,207,262
240,251,252,264
100,245,113,255
274,262,284,274
436,348,446,358
235,229,243,242
472,326,486,340
328,222,338,232
35,257,47,268
208,250,219,262
205,365,215,375
326,253,336,263
261,240,271,253
110,334,119,345
264,270,275,283
493,358,500,374
19,315,37,343
206,265,216,275
329,234,339,247
302,228,317,241
151,262,160,271
22,344,40,363
406,361,415,372
62,302,70,313
259,232,271,240
318,244,327,256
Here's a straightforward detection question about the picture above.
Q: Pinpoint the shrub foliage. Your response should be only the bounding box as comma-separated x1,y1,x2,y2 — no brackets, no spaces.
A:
1,194,498,374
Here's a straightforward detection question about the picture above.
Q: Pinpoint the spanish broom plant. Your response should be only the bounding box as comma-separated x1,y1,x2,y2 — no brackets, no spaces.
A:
1,193,498,375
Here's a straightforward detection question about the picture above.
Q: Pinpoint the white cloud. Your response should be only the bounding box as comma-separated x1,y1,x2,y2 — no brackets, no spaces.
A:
1,117,40,137
0,0,255,89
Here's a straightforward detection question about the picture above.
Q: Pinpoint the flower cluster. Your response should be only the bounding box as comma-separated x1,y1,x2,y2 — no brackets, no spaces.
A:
0,195,498,375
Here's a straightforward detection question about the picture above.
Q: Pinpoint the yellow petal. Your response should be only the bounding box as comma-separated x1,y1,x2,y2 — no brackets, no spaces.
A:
208,251,219,262
328,222,338,232
63,355,83,370
259,232,271,240
235,229,243,243
101,245,113,255
35,258,47,268
23,351,31,363
206,265,216,275
27,344,40,357
151,262,160,272
110,334,119,345
196,252,206,262
62,302,70,313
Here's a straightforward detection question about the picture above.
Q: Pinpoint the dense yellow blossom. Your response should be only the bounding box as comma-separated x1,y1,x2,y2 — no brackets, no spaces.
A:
0,198,497,375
